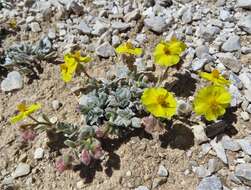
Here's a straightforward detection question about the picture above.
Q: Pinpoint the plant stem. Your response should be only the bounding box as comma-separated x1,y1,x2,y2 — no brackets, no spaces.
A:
156,67,169,87
28,115,52,126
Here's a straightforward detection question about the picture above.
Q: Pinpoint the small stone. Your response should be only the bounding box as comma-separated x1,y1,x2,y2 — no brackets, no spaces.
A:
222,35,241,52
76,180,85,189
112,35,121,47
237,139,251,156
135,186,149,190
152,177,167,188
229,84,243,107
241,112,250,121
194,166,211,178
218,53,241,73
195,45,209,59
197,175,222,190
78,21,91,35
221,135,241,152
244,90,251,102
219,9,230,21
52,100,62,110
208,159,221,174
34,148,44,159
158,165,169,177
48,29,56,39
205,120,227,138
1,71,23,92
182,6,193,24
201,143,212,155
124,9,140,22
238,15,251,34
191,58,207,71
12,163,31,178
198,26,220,41
247,104,251,114
144,16,168,33
111,21,130,32
210,137,228,164
95,42,115,58
192,125,209,144
237,0,251,9
177,100,192,116
29,22,41,33
235,163,251,186
92,19,110,36
239,72,251,91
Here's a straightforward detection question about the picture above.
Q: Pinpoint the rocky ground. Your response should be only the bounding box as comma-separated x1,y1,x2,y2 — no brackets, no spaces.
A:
0,0,251,190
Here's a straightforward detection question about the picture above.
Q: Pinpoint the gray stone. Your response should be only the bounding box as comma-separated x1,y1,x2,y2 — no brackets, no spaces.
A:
221,135,241,152
237,139,251,155
78,21,91,35
92,19,110,36
201,143,212,155
12,163,31,178
222,35,241,52
195,45,209,59
219,9,231,21
177,100,192,116
247,104,251,114
194,166,211,178
124,9,140,22
208,159,221,174
1,71,23,92
144,16,168,33
241,112,250,121
238,15,251,34
229,84,243,107
192,125,209,144
135,186,149,190
158,165,169,177
95,42,115,58
29,22,41,33
191,58,207,71
34,148,44,159
237,0,251,9
210,138,228,164
111,21,130,32
239,72,251,91
48,29,56,39
152,177,167,188
2,176,14,186
244,90,251,102
228,173,242,184
235,163,251,186
197,175,222,190
218,53,241,73
112,35,121,47
52,100,61,110
198,26,220,41
182,6,193,24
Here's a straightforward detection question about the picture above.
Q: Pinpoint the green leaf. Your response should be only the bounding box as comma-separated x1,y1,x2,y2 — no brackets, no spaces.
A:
64,140,77,148
112,108,135,127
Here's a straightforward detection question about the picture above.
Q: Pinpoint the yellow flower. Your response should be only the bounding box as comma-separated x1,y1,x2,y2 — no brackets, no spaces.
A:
115,42,143,56
10,103,41,124
199,69,230,86
141,87,177,119
60,51,91,82
193,85,231,121
154,38,187,67
8,19,17,29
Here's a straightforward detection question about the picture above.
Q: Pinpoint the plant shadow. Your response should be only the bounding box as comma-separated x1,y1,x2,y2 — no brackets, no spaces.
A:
74,128,152,183
159,123,194,150
166,71,197,97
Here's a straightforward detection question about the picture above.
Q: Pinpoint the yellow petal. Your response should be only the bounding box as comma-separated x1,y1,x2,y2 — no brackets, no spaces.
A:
24,103,41,116
168,38,187,55
155,54,180,67
10,113,26,124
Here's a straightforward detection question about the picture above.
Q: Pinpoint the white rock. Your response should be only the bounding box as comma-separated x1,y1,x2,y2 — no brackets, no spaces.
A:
197,175,222,190
34,148,44,159
237,139,251,155
210,138,228,164
29,22,41,32
182,6,193,24
192,125,209,144
158,165,168,177
1,71,23,92
221,135,241,152
124,9,140,22
244,90,251,102
221,35,241,52
238,15,251,34
52,100,61,110
92,19,110,36
12,163,30,178
218,53,241,73
219,9,230,21
237,0,251,9
78,21,91,34
111,21,130,32
144,16,168,33
135,186,149,190
95,42,115,58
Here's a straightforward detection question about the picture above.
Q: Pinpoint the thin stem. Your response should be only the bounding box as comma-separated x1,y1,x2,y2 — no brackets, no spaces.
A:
83,68,93,80
156,67,169,87
28,115,52,126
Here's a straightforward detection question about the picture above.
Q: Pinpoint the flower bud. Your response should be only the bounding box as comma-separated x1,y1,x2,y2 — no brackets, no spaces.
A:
55,155,72,173
92,145,104,160
80,149,91,166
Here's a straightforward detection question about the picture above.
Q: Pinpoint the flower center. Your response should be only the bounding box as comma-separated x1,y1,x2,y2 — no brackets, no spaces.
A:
157,95,169,108
210,99,219,112
17,103,28,112
212,69,220,78
164,46,171,55
125,42,133,49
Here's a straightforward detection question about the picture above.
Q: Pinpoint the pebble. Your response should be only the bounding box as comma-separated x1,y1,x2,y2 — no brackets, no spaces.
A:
111,21,130,32
78,21,92,35
196,175,222,190
135,186,149,190
12,163,31,178
241,112,250,121
157,165,169,177
152,177,167,188
218,53,241,73
76,180,85,189
34,148,44,159
221,35,241,52
92,19,110,36
239,72,251,91
235,163,251,186
194,166,211,178
236,0,251,9
210,138,228,164
244,90,251,102
1,71,23,92
195,45,209,59
208,159,221,174
237,139,251,156
29,22,41,32
238,15,251,34
221,135,241,152
144,16,168,33
182,6,193,24
95,42,115,58
52,100,62,110
192,125,208,144
124,9,140,22
219,9,230,21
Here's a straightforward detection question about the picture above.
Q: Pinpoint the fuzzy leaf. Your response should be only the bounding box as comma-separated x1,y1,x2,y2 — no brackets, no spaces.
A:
131,117,142,128
112,108,135,127
64,140,77,148
86,107,104,125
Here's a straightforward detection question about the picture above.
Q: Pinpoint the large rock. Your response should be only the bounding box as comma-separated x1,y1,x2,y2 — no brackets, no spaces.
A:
237,0,251,9
144,16,168,33
217,53,242,73
221,35,241,52
1,71,23,92
238,15,251,34
12,163,31,178
235,163,251,186
197,175,222,190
